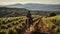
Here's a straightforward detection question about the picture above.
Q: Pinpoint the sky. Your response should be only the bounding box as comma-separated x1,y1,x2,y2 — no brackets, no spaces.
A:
0,0,60,5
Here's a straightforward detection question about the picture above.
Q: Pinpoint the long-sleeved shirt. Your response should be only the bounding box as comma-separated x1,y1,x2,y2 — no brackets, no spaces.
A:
26,12,31,18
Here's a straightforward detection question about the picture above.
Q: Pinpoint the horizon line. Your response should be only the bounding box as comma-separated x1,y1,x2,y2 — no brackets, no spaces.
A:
0,3,60,6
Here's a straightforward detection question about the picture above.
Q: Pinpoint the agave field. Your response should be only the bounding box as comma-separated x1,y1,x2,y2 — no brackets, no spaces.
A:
1,15,60,34
0,16,40,34
39,15,60,34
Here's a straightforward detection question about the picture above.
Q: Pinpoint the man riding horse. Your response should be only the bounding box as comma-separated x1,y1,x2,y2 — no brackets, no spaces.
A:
26,11,33,28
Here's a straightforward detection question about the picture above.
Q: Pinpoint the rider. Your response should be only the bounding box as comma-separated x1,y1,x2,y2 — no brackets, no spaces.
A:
26,11,31,18
26,11,33,27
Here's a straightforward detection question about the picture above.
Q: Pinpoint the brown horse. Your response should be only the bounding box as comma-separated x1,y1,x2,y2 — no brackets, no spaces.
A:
26,18,33,28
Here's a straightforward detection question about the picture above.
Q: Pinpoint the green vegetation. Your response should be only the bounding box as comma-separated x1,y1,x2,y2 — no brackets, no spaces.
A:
0,16,40,34
0,8,60,34
48,12,56,17
0,8,60,17
41,15,60,34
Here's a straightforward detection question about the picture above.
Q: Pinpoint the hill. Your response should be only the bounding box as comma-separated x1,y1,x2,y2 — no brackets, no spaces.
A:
5,3,60,11
0,7,60,17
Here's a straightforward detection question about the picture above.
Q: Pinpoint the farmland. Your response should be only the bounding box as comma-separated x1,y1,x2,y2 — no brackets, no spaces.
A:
18,15,60,34
0,16,40,34
39,15,60,34
0,8,60,34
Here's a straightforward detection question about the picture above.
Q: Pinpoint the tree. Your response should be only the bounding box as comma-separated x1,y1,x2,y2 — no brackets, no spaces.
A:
49,12,56,17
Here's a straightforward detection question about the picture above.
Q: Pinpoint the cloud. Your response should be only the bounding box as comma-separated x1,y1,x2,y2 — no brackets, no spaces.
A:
0,0,60,5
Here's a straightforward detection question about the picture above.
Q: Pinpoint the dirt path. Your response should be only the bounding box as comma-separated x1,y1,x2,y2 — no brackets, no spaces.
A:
21,17,53,34
21,18,41,34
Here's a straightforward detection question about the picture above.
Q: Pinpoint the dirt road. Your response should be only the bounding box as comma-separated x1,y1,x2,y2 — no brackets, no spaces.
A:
21,18,42,34
21,17,55,34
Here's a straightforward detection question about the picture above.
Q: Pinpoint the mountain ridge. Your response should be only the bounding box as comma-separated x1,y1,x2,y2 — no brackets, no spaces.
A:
2,3,60,11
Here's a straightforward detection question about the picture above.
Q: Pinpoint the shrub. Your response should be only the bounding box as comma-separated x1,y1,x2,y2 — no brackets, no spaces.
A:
8,30,14,34
0,23,1,25
49,12,56,17
8,20,12,22
5,27,8,29
7,24,11,28
19,26,22,28
15,28,22,34
16,18,19,20
0,32,6,34
1,26,6,29
51,25,56,29
2,21,6,24
16,22,19,24
22,23,25,26
12,23,16,25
